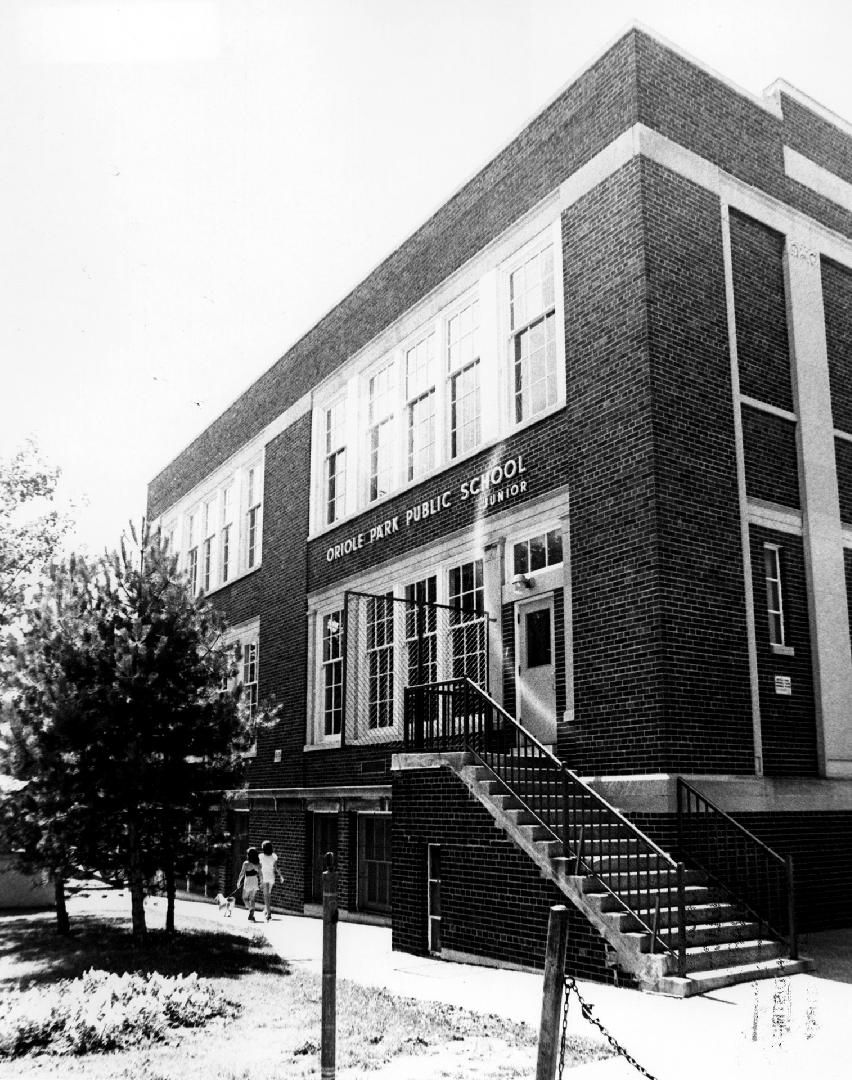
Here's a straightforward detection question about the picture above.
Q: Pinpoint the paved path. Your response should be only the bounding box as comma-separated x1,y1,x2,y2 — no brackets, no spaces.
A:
60,894,852,1079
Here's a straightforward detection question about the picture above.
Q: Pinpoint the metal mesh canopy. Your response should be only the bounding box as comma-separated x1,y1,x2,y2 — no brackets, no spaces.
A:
340,588,490,746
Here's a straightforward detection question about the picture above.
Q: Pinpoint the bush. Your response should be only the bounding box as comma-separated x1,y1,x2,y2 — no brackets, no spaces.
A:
0,969,238,1057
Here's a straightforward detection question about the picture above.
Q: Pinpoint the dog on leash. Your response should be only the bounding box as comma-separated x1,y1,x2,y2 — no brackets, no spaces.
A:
215,893,234,917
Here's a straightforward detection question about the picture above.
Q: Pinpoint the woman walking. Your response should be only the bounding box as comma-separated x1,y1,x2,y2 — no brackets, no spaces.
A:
235,846,261,921
259,840,283,921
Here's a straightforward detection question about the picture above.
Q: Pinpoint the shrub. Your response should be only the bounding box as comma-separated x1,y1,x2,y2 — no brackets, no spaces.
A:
0,969,238,1057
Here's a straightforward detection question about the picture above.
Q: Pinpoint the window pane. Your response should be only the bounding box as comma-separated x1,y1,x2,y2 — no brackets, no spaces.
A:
450,361,481,458
513,541,529,576
370,420,394,501
406,333,436,399
408,390,436,480
513,310,557,423
546,529,563,565
529,534,547,572
526,609,552,668
510,244,554,331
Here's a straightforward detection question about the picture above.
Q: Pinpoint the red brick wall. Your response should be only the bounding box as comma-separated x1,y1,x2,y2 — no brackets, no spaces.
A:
392,767,617,983
742,408,800,508
643,160,753,774
822,257,852,435
748,525,818,776
729,211,793,411
834,436,852,527
559,158,661,771
634,35,852,241
149,30,852,526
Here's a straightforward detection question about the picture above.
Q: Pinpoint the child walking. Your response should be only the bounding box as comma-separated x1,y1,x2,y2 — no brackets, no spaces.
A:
235,846,261,921
259,839,283,921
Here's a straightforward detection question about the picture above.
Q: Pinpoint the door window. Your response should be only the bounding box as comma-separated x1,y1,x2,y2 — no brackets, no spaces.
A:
526,607,552,668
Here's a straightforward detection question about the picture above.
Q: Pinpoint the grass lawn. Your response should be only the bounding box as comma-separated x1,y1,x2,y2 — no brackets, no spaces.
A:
0,907,611,1079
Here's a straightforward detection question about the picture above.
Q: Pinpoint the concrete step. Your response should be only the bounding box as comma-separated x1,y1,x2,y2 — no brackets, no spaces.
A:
585,868,703,891
516,822,555,842
584,883,721,912
658,956,814,997
604,901,740,932
681,921,761,947
682,938,785,972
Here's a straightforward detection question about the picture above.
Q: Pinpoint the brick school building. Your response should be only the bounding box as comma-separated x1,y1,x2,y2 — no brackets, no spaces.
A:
148,25,852,995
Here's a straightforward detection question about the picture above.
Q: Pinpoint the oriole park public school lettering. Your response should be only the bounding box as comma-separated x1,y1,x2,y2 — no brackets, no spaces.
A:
325,455,528,562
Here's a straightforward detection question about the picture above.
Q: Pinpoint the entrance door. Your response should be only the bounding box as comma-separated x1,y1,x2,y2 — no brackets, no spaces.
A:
515,594,557,746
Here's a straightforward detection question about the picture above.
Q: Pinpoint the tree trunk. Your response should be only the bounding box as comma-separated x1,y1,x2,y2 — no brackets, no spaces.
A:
54,875,71,935
164,850,176,934
127,819,147,942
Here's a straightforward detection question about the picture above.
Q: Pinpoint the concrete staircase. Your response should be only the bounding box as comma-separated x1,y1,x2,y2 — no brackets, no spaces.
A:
450,756,812,996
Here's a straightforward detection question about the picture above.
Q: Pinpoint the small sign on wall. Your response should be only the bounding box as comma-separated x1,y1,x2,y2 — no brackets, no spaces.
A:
774,675,792,696
273,749,282,762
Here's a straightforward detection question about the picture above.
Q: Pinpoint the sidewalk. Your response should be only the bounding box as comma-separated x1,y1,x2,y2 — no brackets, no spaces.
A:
68,893,852,1079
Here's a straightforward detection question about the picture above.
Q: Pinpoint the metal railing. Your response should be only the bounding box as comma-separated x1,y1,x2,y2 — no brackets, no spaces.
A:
677,778,797,959
404,678,689,975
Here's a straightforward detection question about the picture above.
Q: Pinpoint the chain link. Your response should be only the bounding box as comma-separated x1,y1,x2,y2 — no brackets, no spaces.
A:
557,975,659,1080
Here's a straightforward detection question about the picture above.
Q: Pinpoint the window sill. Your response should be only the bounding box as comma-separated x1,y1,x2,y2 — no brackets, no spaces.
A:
771,644,795,657
304,740,342,752
307,400,567,541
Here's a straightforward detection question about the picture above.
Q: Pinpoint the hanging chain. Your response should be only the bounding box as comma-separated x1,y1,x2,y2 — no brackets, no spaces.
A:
557,965,571,1079
558,974,659,1080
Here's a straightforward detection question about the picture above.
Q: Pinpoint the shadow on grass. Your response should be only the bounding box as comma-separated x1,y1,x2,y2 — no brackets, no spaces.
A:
0,912,290,989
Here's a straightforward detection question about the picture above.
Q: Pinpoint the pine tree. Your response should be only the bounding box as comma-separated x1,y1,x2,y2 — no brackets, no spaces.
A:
0,524,252,940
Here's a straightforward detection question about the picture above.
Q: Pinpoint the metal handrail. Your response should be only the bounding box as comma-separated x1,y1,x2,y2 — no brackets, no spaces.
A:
677,779,786,864
405,677,688,972
676,778,797,959
454,679,679,865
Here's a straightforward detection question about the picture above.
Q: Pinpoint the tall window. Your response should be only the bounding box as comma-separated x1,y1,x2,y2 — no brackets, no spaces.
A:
246,467,261,569
367,592,395,728
242,639,259,720
448,560,486,686
202,498,215,593
324,401,347,524
406,332,437,481
510,243,557,423
405,576,437,685
321,611,344,737
220,486,233,584
369,363,396,502
447,300,481,458
187,512,198,594
764,544,786,647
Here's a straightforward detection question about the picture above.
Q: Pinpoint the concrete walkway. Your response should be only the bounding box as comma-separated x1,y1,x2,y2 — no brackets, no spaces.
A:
61,893,852,1079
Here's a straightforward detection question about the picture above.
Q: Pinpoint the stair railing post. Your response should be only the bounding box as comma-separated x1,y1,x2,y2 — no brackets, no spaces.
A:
536,905,570,1080
676,861,687,978
650,894,661,955
786,854,798,960
561,772,570,862
676,778,683,856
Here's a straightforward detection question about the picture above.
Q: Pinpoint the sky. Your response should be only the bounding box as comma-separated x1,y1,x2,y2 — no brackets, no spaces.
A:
2,0,851,554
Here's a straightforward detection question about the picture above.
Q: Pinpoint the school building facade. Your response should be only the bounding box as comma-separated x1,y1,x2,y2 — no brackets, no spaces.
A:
148,27,852,994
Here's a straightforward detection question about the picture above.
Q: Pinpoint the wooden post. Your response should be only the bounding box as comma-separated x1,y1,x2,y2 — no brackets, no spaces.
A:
536,904,570,1080
321,851,338,1080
